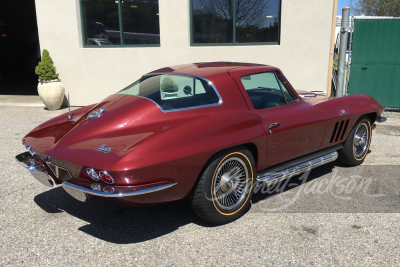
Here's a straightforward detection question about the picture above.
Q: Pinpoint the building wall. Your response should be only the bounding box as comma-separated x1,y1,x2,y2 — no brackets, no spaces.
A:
35,0,335,106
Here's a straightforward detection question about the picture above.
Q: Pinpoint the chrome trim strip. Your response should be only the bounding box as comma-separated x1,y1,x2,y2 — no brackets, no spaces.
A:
119,72,223,113
62,181,177,198
257,145,342,185
377,116,387,123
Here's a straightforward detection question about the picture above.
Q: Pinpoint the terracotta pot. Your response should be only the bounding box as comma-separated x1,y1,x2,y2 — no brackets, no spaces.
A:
37,79,65,110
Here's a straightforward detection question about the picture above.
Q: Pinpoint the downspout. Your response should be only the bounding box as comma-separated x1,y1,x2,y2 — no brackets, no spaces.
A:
326,0,339,97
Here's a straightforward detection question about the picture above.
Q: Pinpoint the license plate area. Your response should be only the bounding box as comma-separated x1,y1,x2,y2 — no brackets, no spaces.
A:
47,162,73,181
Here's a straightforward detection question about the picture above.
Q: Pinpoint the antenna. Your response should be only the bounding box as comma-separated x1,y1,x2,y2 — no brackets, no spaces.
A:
68,93,72,121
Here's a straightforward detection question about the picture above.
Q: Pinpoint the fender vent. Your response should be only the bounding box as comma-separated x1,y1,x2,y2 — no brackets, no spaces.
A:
330,119,349,144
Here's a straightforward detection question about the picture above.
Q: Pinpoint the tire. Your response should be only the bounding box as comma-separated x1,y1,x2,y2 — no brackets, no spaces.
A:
338,115,372,166
189,147,256,224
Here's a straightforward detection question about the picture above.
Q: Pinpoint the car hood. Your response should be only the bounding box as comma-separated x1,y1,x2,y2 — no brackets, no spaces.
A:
23,94,175,169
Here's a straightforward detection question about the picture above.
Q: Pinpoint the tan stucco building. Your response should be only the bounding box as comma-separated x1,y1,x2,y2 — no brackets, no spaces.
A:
34,0,337,106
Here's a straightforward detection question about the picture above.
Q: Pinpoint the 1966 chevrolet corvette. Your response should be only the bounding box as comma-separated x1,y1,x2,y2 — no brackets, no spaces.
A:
16,62,386,224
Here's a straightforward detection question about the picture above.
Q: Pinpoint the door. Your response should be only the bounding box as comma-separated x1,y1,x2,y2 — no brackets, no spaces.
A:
229,69,328,168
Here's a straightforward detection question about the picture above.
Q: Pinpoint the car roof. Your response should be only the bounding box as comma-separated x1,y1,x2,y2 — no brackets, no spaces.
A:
149,62,280,80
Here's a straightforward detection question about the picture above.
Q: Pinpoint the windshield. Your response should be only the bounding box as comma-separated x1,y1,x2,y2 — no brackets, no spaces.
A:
116,74,221,111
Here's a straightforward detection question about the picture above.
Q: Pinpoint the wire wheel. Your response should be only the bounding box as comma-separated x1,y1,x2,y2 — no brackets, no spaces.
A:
213,157,250,211
353,122,369,158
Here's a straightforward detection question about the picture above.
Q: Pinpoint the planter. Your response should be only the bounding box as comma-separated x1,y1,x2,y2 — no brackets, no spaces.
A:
37,79,65,110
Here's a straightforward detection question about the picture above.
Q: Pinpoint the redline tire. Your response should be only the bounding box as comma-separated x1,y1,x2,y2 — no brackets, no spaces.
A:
189,147,256,224
338,116,372,166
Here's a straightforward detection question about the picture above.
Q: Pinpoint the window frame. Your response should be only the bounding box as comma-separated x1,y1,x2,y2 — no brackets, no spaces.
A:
117,73,223,113
274,71,299,104
239,71,300,110
190,0,281,46
80,0,161,48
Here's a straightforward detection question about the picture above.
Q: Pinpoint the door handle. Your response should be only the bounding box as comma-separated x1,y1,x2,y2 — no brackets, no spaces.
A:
268,122,280,134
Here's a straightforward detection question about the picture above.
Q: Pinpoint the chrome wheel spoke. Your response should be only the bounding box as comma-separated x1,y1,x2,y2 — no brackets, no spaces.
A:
213,157,249,210
353,122,369,158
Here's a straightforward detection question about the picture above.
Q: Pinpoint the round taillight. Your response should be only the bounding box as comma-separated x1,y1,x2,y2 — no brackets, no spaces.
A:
86,168,99,181
99,171,114,184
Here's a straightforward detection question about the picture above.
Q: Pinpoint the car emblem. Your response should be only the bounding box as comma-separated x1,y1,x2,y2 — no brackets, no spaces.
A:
87,107,106,120
340,110,348,116
96,144,112,153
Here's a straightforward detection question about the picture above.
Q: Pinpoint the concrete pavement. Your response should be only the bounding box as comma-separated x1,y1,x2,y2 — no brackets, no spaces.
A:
0,105,399,266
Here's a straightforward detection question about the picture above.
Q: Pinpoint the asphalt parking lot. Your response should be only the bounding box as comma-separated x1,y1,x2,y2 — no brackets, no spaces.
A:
1,105,399,266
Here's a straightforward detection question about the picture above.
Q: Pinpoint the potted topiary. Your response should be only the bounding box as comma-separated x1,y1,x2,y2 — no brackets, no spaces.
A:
35,49,65,110
160,76,179,99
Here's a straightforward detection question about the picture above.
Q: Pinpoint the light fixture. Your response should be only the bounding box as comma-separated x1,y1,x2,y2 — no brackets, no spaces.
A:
99,171,114,184
266,16,273,18
87,168,99,181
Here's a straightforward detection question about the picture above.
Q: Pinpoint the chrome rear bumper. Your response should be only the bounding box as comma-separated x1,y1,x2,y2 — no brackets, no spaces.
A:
62,181,177,202
15,152,56,187
16,151,177,202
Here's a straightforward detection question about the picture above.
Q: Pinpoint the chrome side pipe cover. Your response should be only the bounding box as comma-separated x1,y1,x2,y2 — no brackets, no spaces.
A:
256,146,342,186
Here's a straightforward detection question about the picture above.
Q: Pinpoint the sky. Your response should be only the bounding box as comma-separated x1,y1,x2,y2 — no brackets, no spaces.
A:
337,0,351,16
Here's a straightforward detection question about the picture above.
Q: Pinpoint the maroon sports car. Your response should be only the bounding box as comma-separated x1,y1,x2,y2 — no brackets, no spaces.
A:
16,62,386,224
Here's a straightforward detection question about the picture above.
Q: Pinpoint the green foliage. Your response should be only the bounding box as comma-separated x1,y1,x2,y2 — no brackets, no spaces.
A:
333,58,338,69
350,0,400,16
160,77,178,93
35,49,59,81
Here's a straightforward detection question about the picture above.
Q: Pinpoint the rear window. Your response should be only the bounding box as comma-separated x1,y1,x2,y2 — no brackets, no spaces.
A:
117,74,221,111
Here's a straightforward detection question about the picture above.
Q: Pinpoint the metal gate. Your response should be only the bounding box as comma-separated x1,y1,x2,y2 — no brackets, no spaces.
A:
347,18,400,108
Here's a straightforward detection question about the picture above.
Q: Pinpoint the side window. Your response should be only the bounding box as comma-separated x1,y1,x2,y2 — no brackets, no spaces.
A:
240,72,286,110
117,74,220,111
276,73,298,103
159,75,207,99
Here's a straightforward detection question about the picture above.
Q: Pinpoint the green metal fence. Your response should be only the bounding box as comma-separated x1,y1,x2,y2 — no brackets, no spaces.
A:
348,19,400,108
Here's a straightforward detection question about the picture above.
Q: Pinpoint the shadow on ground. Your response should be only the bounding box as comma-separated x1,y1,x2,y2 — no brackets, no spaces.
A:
34,187,216,244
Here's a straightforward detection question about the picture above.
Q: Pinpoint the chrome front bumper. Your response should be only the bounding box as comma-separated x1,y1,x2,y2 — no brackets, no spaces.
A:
16,151,177,202
377,116,387,123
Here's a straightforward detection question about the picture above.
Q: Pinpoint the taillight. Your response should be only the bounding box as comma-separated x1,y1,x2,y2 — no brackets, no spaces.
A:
99,171,114,184
86,168,99,181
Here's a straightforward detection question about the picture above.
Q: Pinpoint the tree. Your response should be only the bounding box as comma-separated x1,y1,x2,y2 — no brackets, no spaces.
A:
35,49,59,81
196,0,269,27
349,0,400,17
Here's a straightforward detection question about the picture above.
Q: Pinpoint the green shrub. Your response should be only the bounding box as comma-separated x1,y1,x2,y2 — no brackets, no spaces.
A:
35,49,59,81
160,76,178,93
